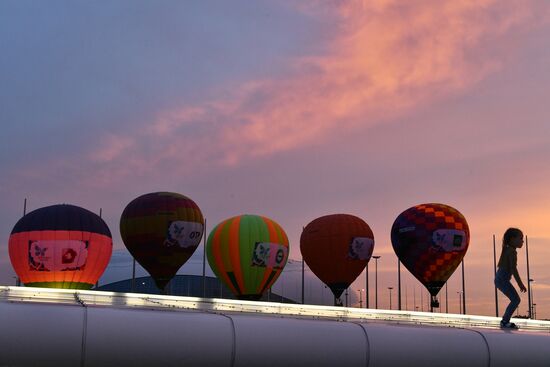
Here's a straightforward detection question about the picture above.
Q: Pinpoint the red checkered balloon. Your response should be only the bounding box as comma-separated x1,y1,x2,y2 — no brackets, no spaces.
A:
391,203,470,301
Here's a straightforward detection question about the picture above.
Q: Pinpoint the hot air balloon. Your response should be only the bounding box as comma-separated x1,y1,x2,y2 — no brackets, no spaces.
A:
8,204,112,289
206,214,289,300
119,192,204,291
300,214,374,306
391,203,470,309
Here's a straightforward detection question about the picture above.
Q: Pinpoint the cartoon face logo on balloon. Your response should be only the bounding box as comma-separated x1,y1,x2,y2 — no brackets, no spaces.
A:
347,237,374,260
251,242,288,269
431,229,467,252
165,221,203,248
391,203,470,309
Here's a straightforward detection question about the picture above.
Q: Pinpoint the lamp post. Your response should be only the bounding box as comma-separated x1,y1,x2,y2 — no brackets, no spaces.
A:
388,287,394,310
397,260,401,310
461,259,466,315
372,255,381,309
201,220,207,297
15,198,27,287
492,234,499,317
457,291,462,314
301,257,305,304
358,289,364,308
413,287,416,311
526,235,532,319
528,278,534,319
445,283,448,313
365,262,369,309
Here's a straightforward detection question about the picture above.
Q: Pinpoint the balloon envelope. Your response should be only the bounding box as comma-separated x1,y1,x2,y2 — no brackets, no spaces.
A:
206,214,289,300
9,204,112,289
391,203,470,297
300,214,374,301
120,192,204,290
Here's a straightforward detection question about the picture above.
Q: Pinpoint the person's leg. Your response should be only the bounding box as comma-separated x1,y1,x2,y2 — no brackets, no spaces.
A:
496,278,520,324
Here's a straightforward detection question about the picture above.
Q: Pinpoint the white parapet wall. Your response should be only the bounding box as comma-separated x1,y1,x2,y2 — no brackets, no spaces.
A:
1,286,549,367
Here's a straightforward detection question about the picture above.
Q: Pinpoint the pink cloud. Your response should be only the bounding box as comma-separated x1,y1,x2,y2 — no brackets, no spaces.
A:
90,134,135,163
15,1,550,188
135,1,547,166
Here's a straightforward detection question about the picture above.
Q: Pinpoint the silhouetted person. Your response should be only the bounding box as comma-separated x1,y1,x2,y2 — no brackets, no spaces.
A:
495,228,527,329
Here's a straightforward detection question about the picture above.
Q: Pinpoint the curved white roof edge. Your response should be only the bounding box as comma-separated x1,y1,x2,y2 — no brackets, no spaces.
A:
2,286,549,330
1,286,550,367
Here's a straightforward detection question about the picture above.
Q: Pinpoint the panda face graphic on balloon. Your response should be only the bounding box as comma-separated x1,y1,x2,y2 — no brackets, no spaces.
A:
164,221,203,249
347,237,374,260
431,229,467,252
252,242,287,269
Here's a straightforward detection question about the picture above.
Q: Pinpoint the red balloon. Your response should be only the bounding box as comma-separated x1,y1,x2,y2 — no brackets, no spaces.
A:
301,214,374,304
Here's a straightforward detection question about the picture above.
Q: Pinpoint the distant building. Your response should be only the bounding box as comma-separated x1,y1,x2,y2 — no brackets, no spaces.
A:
97,274,296,303
98,249,358,306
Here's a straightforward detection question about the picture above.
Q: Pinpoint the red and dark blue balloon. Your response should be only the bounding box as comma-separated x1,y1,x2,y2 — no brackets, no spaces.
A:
9,204,113,289
391,203,470,307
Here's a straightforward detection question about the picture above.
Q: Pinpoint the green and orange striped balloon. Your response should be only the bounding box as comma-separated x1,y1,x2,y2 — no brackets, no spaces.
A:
207,214,289,300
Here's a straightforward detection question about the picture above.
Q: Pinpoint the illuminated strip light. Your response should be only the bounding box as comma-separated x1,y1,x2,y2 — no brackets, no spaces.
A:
1,286,549,332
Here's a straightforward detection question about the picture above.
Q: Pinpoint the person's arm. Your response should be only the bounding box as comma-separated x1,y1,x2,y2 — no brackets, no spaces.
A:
513,265,527,292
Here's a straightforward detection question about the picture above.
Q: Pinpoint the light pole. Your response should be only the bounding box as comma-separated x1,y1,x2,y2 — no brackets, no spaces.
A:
202,218,207,297
413,287,416,311
358,289,364,308
397,260,401,310
131,259,136,292
461,259,466,315
533,303,537,320
372,255,381,309
15,198,27,287
457,291,462,314
301,257,305,304
526,236,532,318
366,262,369,309
492,234,499,317
388,287,394,310
445,283,448,313
529,279,535,319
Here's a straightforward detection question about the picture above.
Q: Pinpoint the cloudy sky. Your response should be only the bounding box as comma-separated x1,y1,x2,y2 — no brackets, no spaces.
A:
1,0,549,318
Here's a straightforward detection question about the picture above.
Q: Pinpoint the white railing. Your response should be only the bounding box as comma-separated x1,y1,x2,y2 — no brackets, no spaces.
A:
1,286,549,332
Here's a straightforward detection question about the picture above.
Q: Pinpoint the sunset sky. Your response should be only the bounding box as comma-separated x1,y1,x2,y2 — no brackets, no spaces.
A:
1,1,549,318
